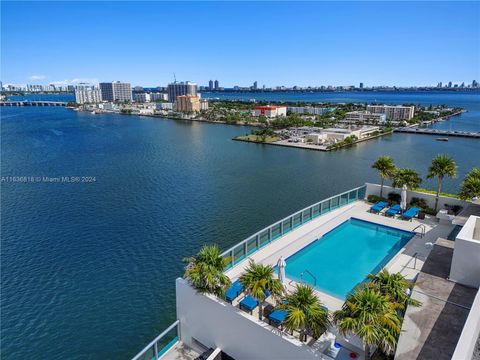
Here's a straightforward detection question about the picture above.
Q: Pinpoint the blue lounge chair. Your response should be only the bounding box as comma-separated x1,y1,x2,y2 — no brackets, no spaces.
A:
385,204,401,217
370,201,388,213
225,280,244,303
239,295,258,313
402,207,420,221
239,290,271,314
268,309,288,327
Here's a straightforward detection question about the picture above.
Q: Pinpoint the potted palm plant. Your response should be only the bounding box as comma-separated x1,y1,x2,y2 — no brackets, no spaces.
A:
334,286,402,360
240,260,284,320
279,284,330,342
183,244,231,297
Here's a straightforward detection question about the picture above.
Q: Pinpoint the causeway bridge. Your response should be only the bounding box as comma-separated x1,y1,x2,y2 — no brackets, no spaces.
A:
394,127,480,139
0,101,68,107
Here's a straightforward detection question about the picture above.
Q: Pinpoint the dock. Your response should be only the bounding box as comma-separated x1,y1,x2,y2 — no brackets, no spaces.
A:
394,127,480,138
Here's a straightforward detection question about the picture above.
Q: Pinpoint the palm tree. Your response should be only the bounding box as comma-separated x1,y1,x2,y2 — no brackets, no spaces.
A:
278,284,330,342
240,260,284,320
367,269,420,311
184,244,231,297
372,156,397,197
392,168,422,189
459,167,480,200
334,286,402,360
427,154,457,211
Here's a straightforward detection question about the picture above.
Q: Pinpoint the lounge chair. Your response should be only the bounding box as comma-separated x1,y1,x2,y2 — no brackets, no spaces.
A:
401,207,420,221
268,309,288,327
225,280,244,303
370,201,388,213
239,295,258,313
385,204,401,217
239,290,271,314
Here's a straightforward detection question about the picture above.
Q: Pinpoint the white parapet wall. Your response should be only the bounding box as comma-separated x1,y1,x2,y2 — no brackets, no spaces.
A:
364,183,467,210
175,278,332,360
452,288,480,360
449,216,480,288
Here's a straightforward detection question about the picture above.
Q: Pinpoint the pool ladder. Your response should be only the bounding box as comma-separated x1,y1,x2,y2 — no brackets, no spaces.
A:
300,269,317,286
412,224,426,238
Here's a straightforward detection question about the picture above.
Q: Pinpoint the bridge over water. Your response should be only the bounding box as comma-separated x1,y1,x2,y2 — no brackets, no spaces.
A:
0,101,68,107
394,127,480,139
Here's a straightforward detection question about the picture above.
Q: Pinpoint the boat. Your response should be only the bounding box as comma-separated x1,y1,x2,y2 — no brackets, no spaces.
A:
91,111,96,115
436,137,449,141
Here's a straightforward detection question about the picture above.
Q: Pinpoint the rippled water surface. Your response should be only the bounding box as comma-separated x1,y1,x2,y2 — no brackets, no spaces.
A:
1,92,479,359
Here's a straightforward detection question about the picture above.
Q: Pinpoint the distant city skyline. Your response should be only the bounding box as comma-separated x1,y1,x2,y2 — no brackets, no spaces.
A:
1,1,479,87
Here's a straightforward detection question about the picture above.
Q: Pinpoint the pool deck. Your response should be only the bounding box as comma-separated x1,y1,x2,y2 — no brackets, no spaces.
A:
225,200,453,312
395,237,478,360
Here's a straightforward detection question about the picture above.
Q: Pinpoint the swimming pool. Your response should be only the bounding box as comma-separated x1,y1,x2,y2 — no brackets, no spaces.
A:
285,218,414,299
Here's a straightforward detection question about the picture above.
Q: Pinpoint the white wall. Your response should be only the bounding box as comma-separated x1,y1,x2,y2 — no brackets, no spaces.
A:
452,288,480,360
450,216,480,288
175,278,332,360
365,183,467,210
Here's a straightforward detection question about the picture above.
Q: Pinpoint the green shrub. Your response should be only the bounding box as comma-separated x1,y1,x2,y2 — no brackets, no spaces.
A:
422,207,437,215
367,195,387,204
387,192,401,204
410,197,428,209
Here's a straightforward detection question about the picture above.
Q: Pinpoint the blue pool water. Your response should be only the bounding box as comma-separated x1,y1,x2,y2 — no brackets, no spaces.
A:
285,218,414,299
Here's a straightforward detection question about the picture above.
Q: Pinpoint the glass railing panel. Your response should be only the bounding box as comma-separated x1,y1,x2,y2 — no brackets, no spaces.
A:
348,190,357,202
358,186,366,200
282,218,292,234
259,229,270,248
271,223,282,240
331,196,340,209
246,236,258,256
135,346,154,360
340,193,348,205
312,204,321,218
302,209,312,222
131,321,180,360
233,244,246,265
155,327,179,359
321,200,331,214
292,213,302,228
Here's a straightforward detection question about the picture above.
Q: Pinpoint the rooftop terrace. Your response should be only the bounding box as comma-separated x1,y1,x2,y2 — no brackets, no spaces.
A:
132,184,479,360
225,200,448,311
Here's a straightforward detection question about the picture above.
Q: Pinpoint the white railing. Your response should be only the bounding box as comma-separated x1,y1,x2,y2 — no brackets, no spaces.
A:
131,320,180,360
221,185,367,269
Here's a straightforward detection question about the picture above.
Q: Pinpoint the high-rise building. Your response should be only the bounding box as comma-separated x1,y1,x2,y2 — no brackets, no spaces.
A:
473,80,478,88
167,81,197,102
437,82,443,88
209,80,214,90
214,80,219,90
99,81,132,102
174,95,201,112
448,81,453,88
366,105,415,121
253,81,258,90
75,84,102,104
359,82,364,89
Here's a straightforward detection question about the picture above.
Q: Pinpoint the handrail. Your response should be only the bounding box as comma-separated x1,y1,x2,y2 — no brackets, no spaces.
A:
220,185,366,262
300,269,317,286
412,224,426,238
131,320,180,360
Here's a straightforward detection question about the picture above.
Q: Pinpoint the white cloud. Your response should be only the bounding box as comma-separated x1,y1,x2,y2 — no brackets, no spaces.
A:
71,78,99,84
50,79,70,85
29,74,47,80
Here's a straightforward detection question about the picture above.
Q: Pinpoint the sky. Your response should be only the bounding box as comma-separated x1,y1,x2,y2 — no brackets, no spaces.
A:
1,1,479,87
